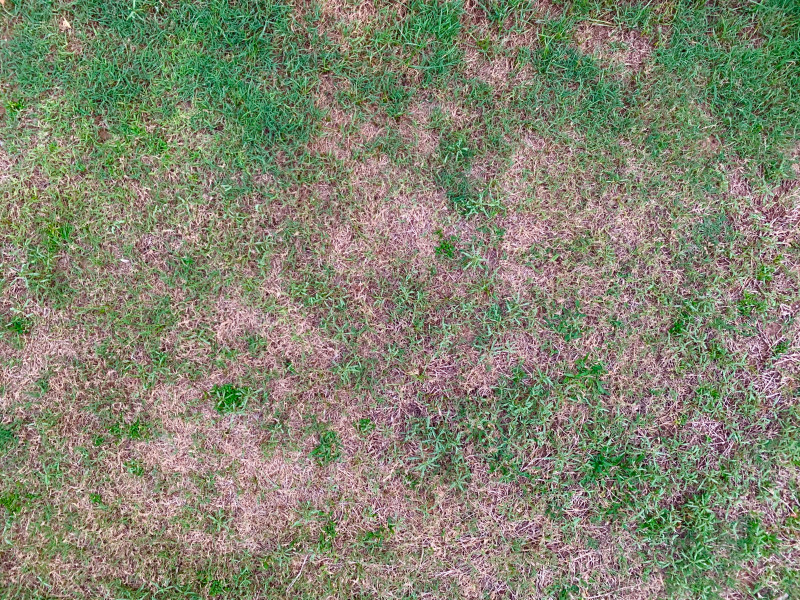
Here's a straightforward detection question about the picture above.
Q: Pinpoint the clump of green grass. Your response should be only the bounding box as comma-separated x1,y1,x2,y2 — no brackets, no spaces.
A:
0,425,16,452
311,429,341,466
3,313,32,335
210,384,250,414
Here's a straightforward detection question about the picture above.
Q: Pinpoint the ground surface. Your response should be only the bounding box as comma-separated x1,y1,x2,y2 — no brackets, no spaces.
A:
1,1,800,598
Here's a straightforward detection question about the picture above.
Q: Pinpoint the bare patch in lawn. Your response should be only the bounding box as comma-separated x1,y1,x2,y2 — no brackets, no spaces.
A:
0,314,79,406
361,188,448,262
575,22,654,73
401,101,441,157
499,133,576,210
462,45,516,88
0,148,13,185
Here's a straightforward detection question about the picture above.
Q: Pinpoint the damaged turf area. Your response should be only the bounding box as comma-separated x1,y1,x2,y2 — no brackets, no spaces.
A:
1,1,799,598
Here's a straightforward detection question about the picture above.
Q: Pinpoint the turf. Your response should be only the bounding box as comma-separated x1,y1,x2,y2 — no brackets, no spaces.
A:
1,1,799,598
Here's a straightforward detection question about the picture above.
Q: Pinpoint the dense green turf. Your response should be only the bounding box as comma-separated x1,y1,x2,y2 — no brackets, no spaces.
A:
1,1,799,598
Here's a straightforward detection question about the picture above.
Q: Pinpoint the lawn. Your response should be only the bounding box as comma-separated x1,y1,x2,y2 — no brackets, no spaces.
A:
1,1,799,598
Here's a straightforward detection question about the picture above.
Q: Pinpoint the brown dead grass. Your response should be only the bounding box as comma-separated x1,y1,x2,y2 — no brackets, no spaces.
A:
360,187,448,261
17,237,620,593
575,21,654,73
0,147,13,185
2,359,667,599
318,0,378,43
401,101,441,157
0,313,79,406
462,45,517,88
498,132,579,211
2,9,797,597
310,82,356,162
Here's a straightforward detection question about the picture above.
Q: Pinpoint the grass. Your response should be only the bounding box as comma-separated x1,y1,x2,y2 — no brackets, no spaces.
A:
1,0,799,598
